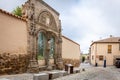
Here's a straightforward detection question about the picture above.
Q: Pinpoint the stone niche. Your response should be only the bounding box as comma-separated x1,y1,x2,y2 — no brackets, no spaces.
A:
0,53,30,75
63,58,80,67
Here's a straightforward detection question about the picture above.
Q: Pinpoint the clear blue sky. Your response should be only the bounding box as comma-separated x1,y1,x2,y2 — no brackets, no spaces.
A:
0,0,120,53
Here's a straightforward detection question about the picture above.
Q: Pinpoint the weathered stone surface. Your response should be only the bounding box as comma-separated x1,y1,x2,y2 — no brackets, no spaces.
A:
22,0,63,71
63,58,80,67
33,73,49,80
0,53,30,75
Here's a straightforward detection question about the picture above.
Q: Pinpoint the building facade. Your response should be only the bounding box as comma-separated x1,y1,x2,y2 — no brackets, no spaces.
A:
62,36,80,67
22,0,63,72
90,36,120,66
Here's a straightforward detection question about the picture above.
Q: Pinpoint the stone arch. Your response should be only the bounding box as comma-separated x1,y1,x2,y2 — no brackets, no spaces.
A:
37,10,58,32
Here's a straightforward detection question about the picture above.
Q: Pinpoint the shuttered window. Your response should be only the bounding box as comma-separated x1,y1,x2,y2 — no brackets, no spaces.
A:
108,45,112,53
99,55,103,61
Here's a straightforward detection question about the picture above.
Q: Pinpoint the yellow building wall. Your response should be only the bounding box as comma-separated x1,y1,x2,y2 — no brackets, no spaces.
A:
0,12,28,55
62,36,80,67
62,36,80,60
91,43,120,66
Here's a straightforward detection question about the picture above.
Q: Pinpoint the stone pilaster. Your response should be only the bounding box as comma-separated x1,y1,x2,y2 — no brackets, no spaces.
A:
26,1,39,73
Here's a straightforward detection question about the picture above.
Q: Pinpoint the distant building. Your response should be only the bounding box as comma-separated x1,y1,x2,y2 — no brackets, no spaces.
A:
90,36,120,66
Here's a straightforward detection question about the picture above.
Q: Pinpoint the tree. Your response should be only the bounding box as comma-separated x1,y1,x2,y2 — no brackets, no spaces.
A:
12,6,22,17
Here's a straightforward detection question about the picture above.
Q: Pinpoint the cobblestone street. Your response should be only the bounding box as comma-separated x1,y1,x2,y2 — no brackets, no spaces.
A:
54,63,120,80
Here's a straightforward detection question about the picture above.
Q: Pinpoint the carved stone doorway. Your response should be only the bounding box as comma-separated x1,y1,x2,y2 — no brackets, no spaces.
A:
37,31,56,70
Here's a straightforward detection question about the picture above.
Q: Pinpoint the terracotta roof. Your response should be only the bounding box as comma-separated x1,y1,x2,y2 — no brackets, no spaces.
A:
91,37,120,46
0,8,27,21
95,37,120,43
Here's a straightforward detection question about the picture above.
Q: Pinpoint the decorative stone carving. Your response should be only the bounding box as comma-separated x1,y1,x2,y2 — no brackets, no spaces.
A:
27,1,39,73
29,3,35,20
29,23,37,36
38,11,58,32
22,0,63,71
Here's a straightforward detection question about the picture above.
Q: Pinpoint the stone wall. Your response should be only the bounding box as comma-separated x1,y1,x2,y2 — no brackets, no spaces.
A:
0,53,30,75
63,58,80,67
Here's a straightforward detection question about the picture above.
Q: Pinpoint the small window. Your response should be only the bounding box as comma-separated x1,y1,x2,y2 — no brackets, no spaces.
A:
92,55,94,60
99,55,103,61
119,39,120,51
108,45,112,53
119,43,120,51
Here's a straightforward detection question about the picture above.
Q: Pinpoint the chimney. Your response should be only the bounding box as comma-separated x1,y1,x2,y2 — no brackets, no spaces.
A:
110,35,113,38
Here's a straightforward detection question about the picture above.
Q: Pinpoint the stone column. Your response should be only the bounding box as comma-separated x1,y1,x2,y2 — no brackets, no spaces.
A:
56,20,63,70
56,37,63,70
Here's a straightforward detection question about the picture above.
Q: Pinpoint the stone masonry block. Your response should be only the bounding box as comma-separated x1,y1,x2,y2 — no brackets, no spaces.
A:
33,73,49,80
59,71,68,76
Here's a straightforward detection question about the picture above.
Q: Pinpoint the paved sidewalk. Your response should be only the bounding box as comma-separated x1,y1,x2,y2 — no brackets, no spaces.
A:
0,73,33,80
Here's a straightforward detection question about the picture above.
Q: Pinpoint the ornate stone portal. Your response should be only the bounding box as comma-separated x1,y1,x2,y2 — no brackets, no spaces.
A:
22,0,63,72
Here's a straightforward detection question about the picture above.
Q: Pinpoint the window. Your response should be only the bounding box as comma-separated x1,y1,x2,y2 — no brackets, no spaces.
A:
108,45,112,53
99,55,103,61
92,55,94,60
38,32,46,59
119,43,120,51
119,39,120,51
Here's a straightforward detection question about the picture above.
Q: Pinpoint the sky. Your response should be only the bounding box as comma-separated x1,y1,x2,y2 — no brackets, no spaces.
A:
0,0,120,53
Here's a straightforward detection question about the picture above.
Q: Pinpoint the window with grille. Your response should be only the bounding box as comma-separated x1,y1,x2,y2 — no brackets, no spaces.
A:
99,55,103,61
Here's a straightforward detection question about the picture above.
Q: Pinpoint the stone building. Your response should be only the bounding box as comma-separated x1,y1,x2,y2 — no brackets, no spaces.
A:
0,0,81,74
90,36,120,66
0,0,63,74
